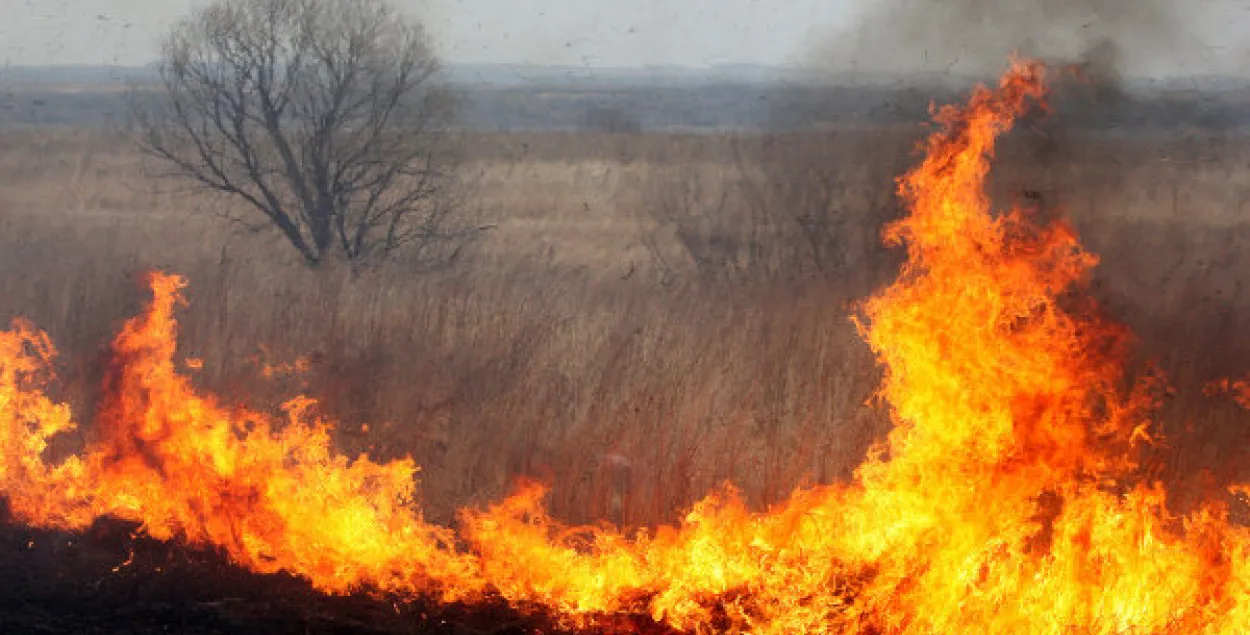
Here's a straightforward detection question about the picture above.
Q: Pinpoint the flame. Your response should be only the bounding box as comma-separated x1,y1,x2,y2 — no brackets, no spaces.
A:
0,273,481,600
4,60,1250,633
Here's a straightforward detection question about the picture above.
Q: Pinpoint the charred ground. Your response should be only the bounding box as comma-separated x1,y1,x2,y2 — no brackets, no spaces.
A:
0,503,635,635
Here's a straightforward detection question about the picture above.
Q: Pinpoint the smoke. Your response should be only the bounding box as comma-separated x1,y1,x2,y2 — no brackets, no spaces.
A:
820,0,1188,80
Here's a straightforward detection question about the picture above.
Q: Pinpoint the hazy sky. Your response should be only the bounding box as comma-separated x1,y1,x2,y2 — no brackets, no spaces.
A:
0,0,1246,75
0,0,850,67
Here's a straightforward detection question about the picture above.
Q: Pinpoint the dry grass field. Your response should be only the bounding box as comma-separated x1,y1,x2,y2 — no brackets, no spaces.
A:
2,123,1250,525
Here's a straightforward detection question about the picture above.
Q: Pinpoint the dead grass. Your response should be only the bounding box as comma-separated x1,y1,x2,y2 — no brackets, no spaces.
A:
2,127,1250,526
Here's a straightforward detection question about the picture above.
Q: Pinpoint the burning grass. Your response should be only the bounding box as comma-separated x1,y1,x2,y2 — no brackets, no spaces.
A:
4,60,1250,633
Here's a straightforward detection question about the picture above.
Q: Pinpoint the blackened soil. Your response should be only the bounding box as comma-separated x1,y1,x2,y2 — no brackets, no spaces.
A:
0,507,668,635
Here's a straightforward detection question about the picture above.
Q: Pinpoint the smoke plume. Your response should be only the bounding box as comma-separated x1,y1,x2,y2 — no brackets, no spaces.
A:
821,0,1186,81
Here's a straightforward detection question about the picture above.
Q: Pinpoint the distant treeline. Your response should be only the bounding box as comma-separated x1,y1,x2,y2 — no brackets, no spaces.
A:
3,82,1249,132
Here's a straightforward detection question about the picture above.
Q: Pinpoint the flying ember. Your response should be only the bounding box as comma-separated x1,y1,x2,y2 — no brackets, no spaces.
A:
2,60,1249,633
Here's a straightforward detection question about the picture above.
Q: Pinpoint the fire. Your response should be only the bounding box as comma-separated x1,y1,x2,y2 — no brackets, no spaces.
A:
4,60,1250,633
0,273,482,600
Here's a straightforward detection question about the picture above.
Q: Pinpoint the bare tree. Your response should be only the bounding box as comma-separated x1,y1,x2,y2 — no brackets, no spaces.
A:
132,0,466,268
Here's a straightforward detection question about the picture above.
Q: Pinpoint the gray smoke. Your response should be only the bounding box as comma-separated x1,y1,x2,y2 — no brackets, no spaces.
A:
819,0,1188,81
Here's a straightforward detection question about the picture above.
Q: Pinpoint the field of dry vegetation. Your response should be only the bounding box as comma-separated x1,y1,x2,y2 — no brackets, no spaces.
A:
3,123,1250,525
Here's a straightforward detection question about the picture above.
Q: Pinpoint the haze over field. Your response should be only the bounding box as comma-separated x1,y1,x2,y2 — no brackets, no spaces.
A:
4,1,1250,134
1,0,1248,78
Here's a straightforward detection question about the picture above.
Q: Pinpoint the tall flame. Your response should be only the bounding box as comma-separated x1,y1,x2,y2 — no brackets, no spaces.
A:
3,60,1250,633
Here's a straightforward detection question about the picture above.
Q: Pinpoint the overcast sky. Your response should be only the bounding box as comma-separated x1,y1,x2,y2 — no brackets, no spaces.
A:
0,0,849,68
0,0,1246,75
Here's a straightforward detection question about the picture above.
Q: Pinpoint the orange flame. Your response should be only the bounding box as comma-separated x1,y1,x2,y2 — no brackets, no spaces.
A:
4,60,1250,633
0,273,481,600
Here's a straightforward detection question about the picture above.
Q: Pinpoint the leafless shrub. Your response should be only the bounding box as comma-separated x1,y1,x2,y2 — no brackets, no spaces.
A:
582,106,643,135
640,131,907,287
733,132,902,283
641,164,754,283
